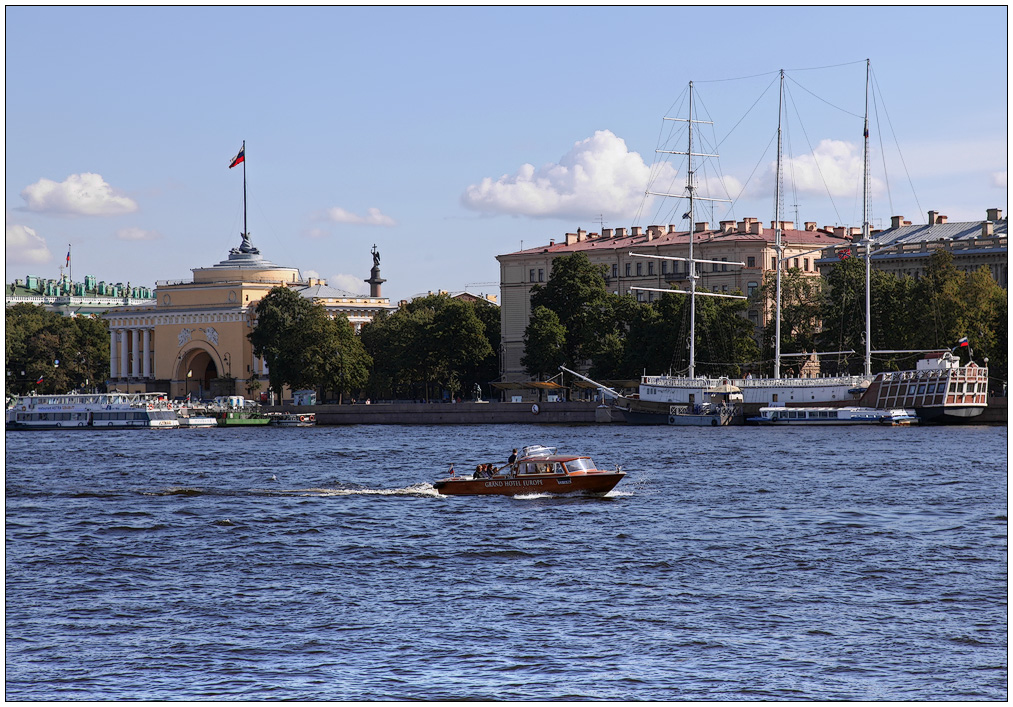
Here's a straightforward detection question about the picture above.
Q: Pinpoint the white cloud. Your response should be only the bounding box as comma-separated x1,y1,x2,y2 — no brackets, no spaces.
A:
116,227,161,241
305,227,330,239
775,139,884,198
991,170,1007,189
461,130,659,220
330,273,368,295
302,269,321,280
6,216,52,265
21,173,138,216
320,206,396,226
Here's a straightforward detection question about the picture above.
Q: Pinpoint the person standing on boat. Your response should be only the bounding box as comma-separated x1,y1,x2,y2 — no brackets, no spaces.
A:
508,449,517,465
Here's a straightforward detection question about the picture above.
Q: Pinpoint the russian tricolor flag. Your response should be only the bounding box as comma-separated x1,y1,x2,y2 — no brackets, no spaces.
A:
229,145,245,169
35,375,44,385
957,337,969,347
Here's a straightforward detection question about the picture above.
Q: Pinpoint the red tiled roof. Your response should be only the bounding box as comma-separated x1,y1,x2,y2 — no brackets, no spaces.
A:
499,225,853,258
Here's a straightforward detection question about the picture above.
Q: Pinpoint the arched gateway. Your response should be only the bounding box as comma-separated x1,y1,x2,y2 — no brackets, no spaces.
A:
103,240,394,402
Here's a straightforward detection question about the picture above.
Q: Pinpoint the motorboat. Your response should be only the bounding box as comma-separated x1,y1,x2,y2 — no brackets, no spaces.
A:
269,412,316,427
433,444,625,496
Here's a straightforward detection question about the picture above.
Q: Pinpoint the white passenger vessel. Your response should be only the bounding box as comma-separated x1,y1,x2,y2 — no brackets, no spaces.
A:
6,392,179,430
748,405,917,426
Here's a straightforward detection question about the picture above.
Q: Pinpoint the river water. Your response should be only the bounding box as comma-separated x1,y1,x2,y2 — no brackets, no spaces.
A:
5,423,1007,700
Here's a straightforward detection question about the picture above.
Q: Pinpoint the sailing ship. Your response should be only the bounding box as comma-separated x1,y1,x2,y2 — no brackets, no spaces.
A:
615,62,987,423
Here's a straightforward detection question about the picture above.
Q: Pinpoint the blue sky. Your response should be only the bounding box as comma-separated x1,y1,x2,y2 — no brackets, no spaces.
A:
5,6,1007,303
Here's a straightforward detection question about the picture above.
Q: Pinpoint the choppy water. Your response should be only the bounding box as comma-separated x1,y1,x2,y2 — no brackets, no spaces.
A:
5,423,1007,700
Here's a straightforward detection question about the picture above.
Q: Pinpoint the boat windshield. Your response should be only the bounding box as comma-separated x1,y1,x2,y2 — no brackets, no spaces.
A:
564,458,595,473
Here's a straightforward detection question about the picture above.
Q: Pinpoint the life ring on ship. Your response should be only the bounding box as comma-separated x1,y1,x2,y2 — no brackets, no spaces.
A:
711,418,719,426
668,416,677,424
531,404,540,415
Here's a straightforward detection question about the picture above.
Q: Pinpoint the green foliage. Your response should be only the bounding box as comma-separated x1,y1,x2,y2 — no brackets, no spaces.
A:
529,252,612,366
521,306,567,379
759,267,824,376
816,250,1007,381
359,293,494,400
5,303,110,394
248,287,372,401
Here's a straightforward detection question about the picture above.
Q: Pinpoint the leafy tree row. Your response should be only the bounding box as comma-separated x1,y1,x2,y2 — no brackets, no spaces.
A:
6,303,110,395
521,253,759,382
249,287,372,403
522,250,1006,387
358,293,498,401
809,250,1006,379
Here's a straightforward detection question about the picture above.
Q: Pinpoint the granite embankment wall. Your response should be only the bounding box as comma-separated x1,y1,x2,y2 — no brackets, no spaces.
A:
271,396,1006,425
275,401,600,425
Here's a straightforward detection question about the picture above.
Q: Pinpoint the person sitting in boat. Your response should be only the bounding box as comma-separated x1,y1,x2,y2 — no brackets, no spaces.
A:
474,464,490,479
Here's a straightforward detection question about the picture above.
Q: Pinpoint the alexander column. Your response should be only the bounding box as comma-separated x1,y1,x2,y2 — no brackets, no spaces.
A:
364,244,386,298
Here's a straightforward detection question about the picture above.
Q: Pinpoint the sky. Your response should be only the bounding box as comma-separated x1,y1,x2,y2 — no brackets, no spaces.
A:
5,6,1008,304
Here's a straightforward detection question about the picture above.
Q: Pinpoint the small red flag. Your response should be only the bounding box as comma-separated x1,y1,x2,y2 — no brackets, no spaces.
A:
229,145,245,169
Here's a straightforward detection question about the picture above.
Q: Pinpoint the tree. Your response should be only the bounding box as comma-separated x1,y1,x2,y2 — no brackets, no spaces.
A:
249,286,372,402
359,294,494,400
760,267,823,376
529,252,612,366
323,314,372,401
521,306,567,379
5,304,109,395
249,287,315,400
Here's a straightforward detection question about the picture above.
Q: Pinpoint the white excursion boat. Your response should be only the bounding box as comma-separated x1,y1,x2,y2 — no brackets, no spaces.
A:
748,405,917,426
6,392,180,430
176,407,218,428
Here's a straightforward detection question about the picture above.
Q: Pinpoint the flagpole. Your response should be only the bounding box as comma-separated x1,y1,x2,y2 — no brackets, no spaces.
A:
242,140,247,238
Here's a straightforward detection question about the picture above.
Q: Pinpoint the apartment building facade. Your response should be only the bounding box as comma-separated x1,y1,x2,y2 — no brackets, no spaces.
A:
496,218,853,386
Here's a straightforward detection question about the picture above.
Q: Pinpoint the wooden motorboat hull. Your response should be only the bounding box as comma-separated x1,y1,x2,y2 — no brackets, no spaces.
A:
434,471,625,496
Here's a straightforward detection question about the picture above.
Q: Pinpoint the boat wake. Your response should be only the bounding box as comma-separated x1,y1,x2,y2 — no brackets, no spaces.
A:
143,484,443,498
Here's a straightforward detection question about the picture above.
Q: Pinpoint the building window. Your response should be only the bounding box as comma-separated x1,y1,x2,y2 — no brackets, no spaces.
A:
636,263,643,276
538,268,544,282
771,256,777,269
721,258,728,272
722,284,728,292
625,263,631,277
793,258,799,269
803,258,809,271
529,269,536,282
648,262,655,275
661,261,668,274
612,264,618,278
747,256,756,268
747,281,758,297
712,262,719,272
748,310,759,325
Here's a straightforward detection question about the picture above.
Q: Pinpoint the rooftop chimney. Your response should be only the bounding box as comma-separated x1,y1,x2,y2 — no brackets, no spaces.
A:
603,228,613,238
631,226,642,236
891,215,905,229
668,224,678,233
804,222,817,231
720,220,736,234
982,221,994,237
694,222,708,233
927,210,947,224
614,227,626,238
987,208,1003,221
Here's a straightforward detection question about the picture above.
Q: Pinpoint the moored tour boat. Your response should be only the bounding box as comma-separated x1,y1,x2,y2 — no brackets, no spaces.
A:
433,445,625,496
6,392,180,430
747,405,917,426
